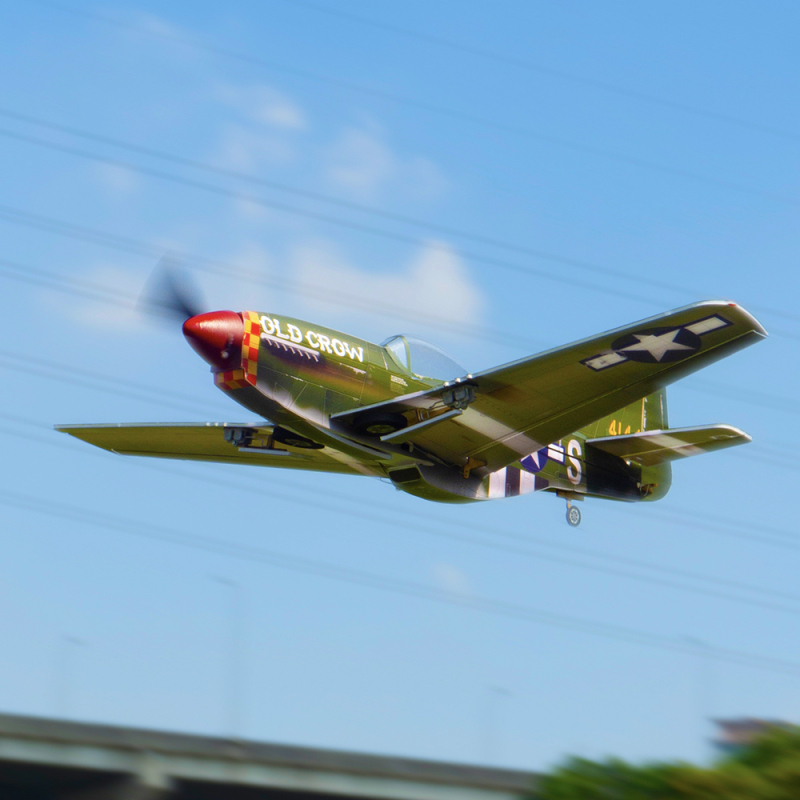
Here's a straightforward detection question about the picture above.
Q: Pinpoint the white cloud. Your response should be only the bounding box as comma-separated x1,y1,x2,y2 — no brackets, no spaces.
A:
433,563,471,597
137,12,187,40
199,243,276,311
252,90,306,131
323,125,446,201
125,12,206,66
216,84,307,131
94,163,139,196
292,239,483,328
44,265,145,329
324,128,395,197
217,124,298,172
211,85,307,183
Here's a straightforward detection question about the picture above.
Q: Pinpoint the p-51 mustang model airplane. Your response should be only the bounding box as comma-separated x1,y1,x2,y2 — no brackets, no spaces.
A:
58,289,765,526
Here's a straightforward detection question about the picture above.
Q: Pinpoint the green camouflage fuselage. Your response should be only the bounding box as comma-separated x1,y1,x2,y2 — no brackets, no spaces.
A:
221,312,671,505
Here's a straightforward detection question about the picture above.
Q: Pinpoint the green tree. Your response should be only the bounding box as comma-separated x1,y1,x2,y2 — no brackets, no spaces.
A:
532,727,800,800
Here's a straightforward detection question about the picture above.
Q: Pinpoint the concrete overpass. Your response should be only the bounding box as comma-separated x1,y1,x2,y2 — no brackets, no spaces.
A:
0,714,536,800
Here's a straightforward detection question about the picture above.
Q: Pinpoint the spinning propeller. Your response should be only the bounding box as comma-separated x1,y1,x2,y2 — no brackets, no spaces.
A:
139,258,244,371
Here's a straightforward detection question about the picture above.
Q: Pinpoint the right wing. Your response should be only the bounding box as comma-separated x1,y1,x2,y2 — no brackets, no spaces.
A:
56,422,382,476
332,301,766,476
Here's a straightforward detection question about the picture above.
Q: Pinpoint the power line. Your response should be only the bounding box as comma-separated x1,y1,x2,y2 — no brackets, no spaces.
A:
3,124,797,336
688,378,800,417
0,106,663,286
739,451,800,470
4,3,800,680
0,245,797,421
70,452,800,618
4,107,798,329
728,448,800,473
0,249,541,352
0,126,675,310
0,141,798,345
9,410,800,605
3,408,800,617
647,506,800,549
0,256,141,308
3,106,798,327
274,0,800,143
141,459,800,616
3,483,800,677
29,0,800,207
0,348,222,418
166,464,800,611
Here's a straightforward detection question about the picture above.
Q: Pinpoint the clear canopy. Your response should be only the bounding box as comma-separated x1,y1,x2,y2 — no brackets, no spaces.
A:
380,335,466,380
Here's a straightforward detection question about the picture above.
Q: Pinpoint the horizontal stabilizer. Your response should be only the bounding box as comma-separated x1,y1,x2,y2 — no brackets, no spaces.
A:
55,422,379,476
587,424,751,467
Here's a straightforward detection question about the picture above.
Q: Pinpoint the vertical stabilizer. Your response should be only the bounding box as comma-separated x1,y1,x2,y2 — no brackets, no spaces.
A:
579,389,672,501
640,388,671,499
643,388,668,430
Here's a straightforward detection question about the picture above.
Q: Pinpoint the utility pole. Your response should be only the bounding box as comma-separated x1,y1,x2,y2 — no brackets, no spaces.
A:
54,635,88,718
210,576,244,739
685,636,716,761
482,685,513,764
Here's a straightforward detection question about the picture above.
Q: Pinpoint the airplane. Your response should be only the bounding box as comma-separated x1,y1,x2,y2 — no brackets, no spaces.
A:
57,281,766,527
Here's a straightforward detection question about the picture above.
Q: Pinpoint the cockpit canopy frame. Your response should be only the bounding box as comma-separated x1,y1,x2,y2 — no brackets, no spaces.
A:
380,335,466,381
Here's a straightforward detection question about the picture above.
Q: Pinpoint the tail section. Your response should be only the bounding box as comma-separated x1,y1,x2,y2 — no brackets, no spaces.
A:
580,389,673,501
582,389,751,502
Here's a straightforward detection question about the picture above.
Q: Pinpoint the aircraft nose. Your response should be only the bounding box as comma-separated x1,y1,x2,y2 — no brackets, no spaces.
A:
182,311,244,370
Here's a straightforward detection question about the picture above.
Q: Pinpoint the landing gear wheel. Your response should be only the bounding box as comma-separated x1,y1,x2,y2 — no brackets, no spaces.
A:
355,412,407,437
272,426,324,450
566,505,582,528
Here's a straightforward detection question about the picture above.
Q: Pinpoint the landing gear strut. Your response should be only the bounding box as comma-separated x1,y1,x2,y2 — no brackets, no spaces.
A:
566,501,582,528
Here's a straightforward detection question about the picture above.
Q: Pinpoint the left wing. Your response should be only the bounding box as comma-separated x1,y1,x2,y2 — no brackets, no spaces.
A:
56,422,382,476
332,301,766,476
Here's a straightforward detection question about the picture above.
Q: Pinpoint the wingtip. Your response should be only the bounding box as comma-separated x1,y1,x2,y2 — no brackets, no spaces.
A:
717,300,768,338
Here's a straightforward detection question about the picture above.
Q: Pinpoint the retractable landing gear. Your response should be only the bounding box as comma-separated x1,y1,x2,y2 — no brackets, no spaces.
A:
566,501,582,528
557,491,583,527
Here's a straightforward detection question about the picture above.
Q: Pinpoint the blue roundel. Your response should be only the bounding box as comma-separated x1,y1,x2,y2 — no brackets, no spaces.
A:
521,447,548,473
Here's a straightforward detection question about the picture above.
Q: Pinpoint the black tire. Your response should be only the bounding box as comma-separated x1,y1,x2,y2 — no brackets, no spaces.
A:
566,506,582,527
272,426,324,450
355,411,408,437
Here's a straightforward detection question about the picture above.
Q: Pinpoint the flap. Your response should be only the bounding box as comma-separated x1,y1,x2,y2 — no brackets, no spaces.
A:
587,424,751,466
55,422,380,476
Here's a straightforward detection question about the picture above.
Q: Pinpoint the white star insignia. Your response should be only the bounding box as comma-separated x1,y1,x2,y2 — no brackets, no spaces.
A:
618,329,695,362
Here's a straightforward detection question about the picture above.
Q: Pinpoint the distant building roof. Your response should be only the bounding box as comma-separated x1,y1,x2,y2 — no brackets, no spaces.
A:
713,718,796,751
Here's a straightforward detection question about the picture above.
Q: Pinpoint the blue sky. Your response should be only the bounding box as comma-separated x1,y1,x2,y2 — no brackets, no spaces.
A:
1,0,799,772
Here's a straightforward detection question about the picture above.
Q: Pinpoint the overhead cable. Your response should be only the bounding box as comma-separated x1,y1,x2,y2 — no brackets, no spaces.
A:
0,248,797,419
3,483,800,676
2,105,797,326
274,0,800,142
29,0,800,206
1,409,798,612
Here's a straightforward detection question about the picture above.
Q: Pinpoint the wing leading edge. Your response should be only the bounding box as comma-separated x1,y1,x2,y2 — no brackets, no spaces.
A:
55,422,382,476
